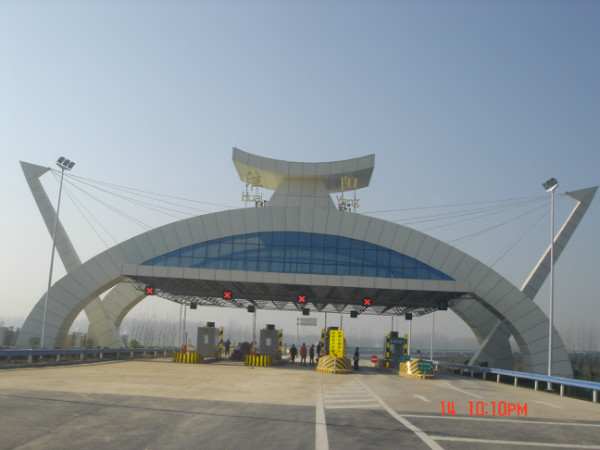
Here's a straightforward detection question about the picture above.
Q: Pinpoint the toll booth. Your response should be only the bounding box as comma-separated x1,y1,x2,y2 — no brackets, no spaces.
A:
259,324,282,358
385,331,409,369
196,322,223,358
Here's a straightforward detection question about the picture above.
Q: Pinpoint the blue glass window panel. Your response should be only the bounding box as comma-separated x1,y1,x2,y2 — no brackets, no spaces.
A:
271,233,285,246
349,265,362,276
364,249,377,264
298,233,311,247
271,247,285,262
350,247,363,262
285,232,299,246
324,234,337,249
206,243,220,258
377,250,390,267
271,261,284,272
180,256,194,267
338,236,351,249
142,231,453,281
311,234,325,248
220,241,233,255
323,248,337,264
218,259,231,270
323,264,337,275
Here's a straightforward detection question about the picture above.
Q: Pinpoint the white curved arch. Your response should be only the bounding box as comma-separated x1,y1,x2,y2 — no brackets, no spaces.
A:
16,203,571,375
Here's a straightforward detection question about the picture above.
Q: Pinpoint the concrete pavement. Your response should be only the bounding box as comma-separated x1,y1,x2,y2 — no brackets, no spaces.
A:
1,359,599,449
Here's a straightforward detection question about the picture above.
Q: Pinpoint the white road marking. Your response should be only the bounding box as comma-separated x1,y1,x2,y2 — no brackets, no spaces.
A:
441,381,484,399
414,394,431,403
326,398,381,403
432,435,600,449
532,400,563,409
325,404,381,410
357,379,444,450
315,387,329,450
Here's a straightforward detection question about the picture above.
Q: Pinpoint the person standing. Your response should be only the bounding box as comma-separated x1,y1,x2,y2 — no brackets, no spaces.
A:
300,343,308,366
353,347,360,371
309,344,315,366
225,339,231,356
289,344,297,364
316,341,322,363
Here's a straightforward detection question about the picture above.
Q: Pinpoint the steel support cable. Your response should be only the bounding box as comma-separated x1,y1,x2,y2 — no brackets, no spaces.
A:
50,170,119,246
60,176,154,231
395,197,545,228
60,173,197,219
489,209,549,268
376,197,543,226
62,183,118,248
65,172,237,210
447,201,550,244
420,197,550,231
363,194,546,215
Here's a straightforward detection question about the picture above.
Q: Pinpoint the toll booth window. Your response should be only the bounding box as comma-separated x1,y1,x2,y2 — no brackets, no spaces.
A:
142,232,453,281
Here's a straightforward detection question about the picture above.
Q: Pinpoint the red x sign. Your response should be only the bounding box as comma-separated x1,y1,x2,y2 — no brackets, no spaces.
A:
298,295,306,303
223,291,232,300
145,286,154,295
363,298,372,306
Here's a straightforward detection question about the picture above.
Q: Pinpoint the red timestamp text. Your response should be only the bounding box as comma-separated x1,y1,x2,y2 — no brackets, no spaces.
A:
440,401,527,417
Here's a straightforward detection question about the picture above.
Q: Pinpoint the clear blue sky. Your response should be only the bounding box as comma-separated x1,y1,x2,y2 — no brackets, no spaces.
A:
1,1,598,347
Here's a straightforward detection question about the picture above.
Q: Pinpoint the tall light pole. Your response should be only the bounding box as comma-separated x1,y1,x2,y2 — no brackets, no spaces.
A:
41,157,75,348
542,177,558,387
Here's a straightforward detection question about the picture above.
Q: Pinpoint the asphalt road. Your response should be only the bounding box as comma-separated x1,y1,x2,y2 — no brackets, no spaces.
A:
1,359,598,450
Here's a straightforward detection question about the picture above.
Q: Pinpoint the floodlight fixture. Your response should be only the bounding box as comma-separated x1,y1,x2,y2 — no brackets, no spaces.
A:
542,178,558,192
56,156,75,171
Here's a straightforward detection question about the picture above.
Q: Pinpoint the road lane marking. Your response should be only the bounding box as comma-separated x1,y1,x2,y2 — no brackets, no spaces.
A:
532,400,563,409
414,395,431,403
325,404,380,410
432,435,600,449
357,379,444,450
441,381,483,399
315,386,329,450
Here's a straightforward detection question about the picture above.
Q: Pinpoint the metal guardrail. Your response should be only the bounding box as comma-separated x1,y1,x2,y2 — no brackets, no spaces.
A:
0,347,179,365
436,361,600,403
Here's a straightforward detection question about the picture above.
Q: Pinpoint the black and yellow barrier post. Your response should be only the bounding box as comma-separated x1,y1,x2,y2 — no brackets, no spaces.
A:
219,327,224,357
278,329,283,360
385,333,391,368
245,354,274,367
172,352,204,364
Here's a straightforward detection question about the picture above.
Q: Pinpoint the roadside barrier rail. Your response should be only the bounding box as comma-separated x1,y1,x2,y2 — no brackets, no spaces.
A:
0,347,179,365
436,361,600,403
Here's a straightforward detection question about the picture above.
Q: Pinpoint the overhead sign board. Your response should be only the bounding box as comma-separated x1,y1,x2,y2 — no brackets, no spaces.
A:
299,317,317,326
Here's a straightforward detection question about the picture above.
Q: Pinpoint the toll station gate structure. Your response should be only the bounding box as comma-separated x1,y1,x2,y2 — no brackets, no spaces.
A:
17,149,598,377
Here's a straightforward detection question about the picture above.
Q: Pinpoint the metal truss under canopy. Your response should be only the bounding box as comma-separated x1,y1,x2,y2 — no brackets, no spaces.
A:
126,273,470,317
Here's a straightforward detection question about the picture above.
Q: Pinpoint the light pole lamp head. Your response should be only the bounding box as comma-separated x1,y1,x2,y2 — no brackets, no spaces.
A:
543,178,558,192
56,156,75,171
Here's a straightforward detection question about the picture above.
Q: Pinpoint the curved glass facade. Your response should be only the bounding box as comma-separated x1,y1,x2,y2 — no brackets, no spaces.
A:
142,232,452,281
